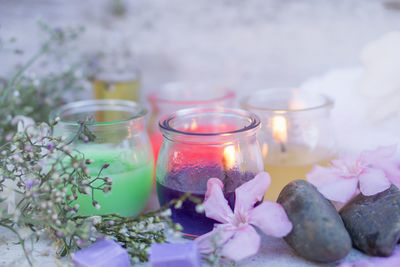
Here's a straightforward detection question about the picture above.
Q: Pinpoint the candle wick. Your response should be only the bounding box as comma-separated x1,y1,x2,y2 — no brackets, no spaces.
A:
221,157,229,194
280,142,287,153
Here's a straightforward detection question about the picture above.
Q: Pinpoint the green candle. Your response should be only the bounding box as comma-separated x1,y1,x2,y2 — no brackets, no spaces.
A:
71,147,153,217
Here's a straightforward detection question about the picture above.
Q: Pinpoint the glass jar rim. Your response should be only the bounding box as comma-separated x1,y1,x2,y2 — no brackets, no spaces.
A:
241,88,334,113
147,82,235,105
159,107,261,137
49,99,147,126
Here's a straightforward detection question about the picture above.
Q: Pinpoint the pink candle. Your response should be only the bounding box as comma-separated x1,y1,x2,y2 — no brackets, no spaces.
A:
147,82,235,163
155,108,264,236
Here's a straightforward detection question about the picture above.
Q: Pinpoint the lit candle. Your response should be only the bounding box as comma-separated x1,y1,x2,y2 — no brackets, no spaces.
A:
156,108,263,236
272,115,288,153
223,145,237,170
147,83,236,164
242,89,336,201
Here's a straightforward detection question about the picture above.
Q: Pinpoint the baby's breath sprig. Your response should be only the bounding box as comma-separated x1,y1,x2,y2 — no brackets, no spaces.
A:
75,192,202,263
0,22,201,266
0,119,110,265
0,119,202,266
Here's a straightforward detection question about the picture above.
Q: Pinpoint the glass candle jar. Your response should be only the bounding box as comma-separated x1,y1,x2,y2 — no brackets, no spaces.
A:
147,82,235,162
91,43,140,103
50,100,154,217
92,71,140,103
242,89,336,201
156,108,264,237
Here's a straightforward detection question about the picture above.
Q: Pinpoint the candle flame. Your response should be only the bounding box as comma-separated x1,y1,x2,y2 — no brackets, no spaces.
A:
272,116,287,143
223,145,236,169
190,120,198,131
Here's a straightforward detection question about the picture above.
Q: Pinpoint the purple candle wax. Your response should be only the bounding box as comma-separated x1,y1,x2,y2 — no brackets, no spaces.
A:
73,239,130,267
157,163,255,236
150,242,202,267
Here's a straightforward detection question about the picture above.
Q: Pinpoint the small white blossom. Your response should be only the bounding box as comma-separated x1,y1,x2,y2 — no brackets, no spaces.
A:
173,232,182,239
11,115,35,133
0,179,18,214
174,200,182,209
18,227,33,239
91,216,102,225
62,145,71,154
195,204,205,213
83,187,91,195
166,229,174,235
160,209,172,217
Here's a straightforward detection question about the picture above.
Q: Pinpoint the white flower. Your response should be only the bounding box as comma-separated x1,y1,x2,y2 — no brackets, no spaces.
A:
11,115,35,133
160,209,172,217
91,216,102,225
195,204,205,213
0,179,18,214
18,227,33,239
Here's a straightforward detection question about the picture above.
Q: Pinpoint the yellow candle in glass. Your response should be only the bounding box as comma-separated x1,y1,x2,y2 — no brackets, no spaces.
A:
241,88,336,201
92,72,140,123
263,143,334,201
93,75,140,102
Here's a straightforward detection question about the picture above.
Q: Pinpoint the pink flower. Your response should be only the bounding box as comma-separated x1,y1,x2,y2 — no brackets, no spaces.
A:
195,172,292,262
306,145,400,203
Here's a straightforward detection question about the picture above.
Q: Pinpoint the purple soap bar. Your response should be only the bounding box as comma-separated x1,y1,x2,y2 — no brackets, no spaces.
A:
73,239,130,267
150,242,202,267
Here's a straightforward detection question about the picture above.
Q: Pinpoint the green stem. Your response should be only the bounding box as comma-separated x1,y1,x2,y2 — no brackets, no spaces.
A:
0,223,33,266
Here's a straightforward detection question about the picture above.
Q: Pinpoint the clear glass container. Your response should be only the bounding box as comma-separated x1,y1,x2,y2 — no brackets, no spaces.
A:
156,108,263,237
92,70,140,103
91,37,140,102
147,82,235,161
241,89,336,201
50,99,154,217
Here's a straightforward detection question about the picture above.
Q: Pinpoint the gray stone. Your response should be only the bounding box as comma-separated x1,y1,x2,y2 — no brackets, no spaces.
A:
340,185,400,257
277,180,352,263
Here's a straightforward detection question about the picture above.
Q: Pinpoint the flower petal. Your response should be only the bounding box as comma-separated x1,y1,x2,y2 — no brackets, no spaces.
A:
359,168,391,196
361,145,400,188
234,172,271,214
203,178,233,223
306,165,359,203
195,224,236,254
221,225,260,262
248,201,292,237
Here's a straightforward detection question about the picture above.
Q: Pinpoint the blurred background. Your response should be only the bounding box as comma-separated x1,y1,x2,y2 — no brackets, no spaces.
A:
1,0,400,98
2,0,400,153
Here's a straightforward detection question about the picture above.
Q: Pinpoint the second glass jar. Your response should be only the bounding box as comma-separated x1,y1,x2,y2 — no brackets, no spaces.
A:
242,88,336,201
156,108,264,237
